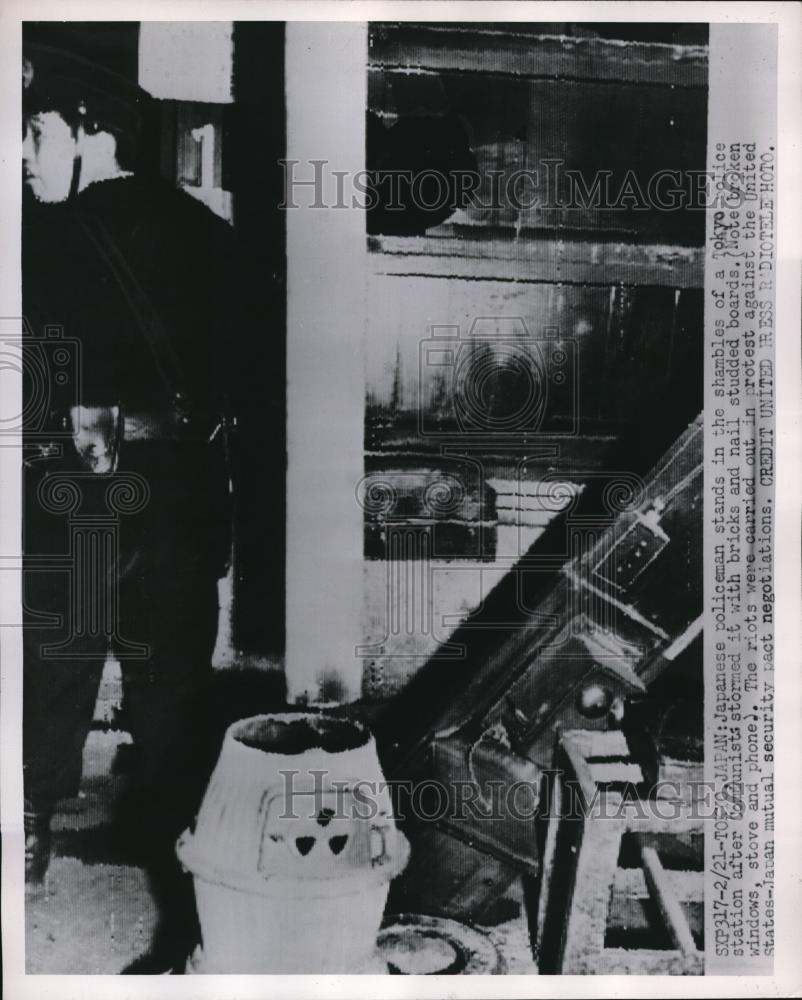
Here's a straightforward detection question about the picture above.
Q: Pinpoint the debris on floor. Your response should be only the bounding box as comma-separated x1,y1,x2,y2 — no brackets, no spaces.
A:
26,858,157,974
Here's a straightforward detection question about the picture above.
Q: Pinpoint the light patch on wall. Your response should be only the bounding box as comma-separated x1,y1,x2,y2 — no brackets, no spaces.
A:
139,22,233,103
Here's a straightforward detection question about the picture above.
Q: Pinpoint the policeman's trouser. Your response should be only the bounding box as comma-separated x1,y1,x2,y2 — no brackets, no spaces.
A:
23,563,219,829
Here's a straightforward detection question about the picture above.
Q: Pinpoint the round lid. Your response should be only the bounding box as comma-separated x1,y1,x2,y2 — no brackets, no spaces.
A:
377,914,504,975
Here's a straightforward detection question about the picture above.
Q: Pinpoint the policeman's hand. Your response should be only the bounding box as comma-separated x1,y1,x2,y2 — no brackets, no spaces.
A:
69,404,121,474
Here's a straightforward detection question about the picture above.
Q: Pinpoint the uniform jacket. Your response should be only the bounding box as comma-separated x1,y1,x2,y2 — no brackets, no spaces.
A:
22,173,240,576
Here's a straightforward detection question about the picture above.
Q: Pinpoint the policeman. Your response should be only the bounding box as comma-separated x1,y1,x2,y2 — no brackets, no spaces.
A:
22,41,238,971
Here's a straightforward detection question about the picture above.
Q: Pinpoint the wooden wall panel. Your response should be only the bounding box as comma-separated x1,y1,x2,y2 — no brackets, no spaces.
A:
366,274,701,451
369,24,708,86
369,26,708,244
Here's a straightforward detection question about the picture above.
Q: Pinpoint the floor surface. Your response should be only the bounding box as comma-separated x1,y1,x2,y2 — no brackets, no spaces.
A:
25,676,536,975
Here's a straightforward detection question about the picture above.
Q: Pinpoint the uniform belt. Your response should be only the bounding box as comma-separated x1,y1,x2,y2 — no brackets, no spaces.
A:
123,410,221,443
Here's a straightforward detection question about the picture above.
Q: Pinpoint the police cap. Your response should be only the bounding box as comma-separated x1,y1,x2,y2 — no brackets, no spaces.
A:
23,43,148,144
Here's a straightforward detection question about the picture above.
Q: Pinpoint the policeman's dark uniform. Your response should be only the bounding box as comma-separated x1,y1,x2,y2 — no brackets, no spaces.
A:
23,47,239,964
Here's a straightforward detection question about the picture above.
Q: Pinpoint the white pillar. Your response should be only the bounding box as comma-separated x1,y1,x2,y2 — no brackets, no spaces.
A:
285,23,367,703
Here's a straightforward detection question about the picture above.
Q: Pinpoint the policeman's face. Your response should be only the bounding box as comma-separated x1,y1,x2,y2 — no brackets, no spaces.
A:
23,112,76,203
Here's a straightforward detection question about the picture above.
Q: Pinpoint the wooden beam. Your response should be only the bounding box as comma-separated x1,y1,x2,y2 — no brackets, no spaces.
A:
369,235,704,288
560,732,599,813
640,844,699,960
369,27,708,88
613,866,704,903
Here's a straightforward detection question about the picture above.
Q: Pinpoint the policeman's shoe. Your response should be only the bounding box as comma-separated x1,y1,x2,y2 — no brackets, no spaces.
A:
121,945,187,975
121,922,195,975
24,808,52,889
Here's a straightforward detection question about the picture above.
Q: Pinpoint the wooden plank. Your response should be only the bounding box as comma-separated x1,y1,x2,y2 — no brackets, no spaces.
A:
628,816,705,835
533,775,563,965
613,866,704,903
586,729,630,758
589,761,644,785
560,817,627,972
594,946,703,975
608,894,703,944
640,615,704,686
560,733,598,812
369,28,708,88
640,844,699,960
369,235,704,288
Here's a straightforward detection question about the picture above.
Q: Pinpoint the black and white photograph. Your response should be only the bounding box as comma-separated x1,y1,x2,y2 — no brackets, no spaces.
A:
0,3,799,994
